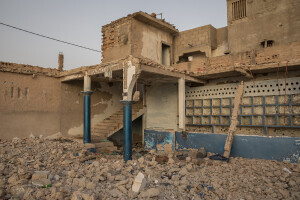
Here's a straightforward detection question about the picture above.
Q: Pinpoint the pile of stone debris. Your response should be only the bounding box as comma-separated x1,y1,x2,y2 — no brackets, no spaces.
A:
0,136,299,200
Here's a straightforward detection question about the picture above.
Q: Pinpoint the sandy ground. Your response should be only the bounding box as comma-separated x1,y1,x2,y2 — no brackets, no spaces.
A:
0,137,299,200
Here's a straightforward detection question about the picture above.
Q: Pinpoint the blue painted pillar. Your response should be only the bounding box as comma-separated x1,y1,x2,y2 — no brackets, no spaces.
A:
121,100,133,161
81,91,93,143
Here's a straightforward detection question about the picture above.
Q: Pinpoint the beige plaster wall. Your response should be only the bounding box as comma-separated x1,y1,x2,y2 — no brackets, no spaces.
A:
145,83,178,130
227,0,300,54
0,72,61,139
60,80,123,137
131,19,173,65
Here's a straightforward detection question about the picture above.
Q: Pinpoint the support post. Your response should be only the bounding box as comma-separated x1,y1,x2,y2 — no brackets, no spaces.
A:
81,74,93,144
178,78,185,130
121,101,133,161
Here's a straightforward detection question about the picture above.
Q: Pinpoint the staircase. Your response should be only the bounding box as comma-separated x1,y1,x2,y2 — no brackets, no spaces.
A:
89,101,145,152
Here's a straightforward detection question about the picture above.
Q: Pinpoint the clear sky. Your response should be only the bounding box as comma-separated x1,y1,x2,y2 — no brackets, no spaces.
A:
0,0,227,70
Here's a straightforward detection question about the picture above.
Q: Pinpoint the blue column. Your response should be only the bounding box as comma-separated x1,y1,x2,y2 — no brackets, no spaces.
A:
121,100,133,161
81,91,93,144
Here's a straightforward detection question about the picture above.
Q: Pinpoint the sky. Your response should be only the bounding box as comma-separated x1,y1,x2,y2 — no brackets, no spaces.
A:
0,0,227,70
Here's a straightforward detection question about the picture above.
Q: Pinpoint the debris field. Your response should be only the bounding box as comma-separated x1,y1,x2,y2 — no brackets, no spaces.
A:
0,137,299,200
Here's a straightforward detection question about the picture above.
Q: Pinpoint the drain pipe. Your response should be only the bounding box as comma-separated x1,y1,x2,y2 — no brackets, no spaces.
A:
81,74,93,144
121,100,133,161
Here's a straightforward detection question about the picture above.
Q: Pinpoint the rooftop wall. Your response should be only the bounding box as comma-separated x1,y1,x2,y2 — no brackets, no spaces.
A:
227,0,300,54
131,18,174,65
101,18,131,63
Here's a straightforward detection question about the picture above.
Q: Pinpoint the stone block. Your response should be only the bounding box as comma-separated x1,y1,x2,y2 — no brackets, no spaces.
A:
132,172,146,193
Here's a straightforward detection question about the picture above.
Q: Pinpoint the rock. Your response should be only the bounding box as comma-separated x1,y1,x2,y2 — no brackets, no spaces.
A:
138,156,144,164
82,193,96,200
71,191,83,200
149,149,156,154
117,185,127,194
68,170,76,178
78,178,86,188
140,188,160,198
115,175,125,181
35,190,45,199
128,190,138,199
31,171,50,180
283,167,292,174
32,178,51,187
279,189,290,198
10,185,27,198
196,147,207,158
168,158,175,164
54,175,60,181
155,155,168,164
186,157,192,163
132,172,146,193
86,182,96,190
55,192,64,199
8,174,19,185
179,168,188,176
109,189,122,198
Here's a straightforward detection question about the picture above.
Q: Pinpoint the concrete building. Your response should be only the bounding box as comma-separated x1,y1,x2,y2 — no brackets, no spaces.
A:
1,0,300,162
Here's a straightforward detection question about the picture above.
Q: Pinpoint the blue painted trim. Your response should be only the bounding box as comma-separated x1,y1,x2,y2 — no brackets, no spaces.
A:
175,131,300,163
144,129,174,151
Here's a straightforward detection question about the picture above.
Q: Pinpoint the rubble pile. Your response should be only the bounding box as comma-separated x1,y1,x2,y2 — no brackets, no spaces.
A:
0,137,299,199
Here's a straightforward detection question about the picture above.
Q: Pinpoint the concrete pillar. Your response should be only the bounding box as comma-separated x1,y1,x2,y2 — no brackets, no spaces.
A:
81,74,93,144
178,78,185,130
121,101,133,161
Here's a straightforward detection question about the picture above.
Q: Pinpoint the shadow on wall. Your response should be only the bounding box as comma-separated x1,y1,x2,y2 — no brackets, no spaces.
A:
108,115,143,147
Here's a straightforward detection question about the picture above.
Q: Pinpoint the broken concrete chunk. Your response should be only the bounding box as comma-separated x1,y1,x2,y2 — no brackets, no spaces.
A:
109,188,123,198
196,147,207,158
132,172,146,193
31,171,50,180
32,178,51,187
138,156,144,164
155,155,168,164
140,188,160,198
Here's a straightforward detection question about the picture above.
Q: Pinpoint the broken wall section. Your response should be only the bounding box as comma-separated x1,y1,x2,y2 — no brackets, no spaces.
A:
173,41,300,74
174,25,228,63
101,17,131,63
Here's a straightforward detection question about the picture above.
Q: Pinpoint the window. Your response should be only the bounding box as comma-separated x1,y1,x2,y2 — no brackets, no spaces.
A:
260,40,274,48
162,43,170,66
232,0,247,20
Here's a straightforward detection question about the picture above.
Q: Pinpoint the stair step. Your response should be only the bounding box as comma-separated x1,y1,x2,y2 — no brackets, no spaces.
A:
96,122,121,126
93,125,117,130
92,130,110,135
91,136,107,142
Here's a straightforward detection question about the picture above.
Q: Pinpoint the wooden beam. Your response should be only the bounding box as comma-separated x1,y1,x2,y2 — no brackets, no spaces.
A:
140,65,206,84
223,81,244,158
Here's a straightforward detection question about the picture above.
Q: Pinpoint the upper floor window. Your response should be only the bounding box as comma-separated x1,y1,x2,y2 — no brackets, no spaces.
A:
232,0,247,20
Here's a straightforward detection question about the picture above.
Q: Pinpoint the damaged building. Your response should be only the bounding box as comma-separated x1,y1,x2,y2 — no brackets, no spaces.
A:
1,0,300,164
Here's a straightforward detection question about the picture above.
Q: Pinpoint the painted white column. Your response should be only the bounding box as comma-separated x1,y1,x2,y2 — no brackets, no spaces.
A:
178,77,185,130
84,73,91,92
